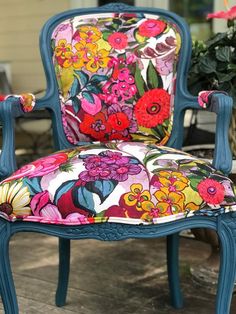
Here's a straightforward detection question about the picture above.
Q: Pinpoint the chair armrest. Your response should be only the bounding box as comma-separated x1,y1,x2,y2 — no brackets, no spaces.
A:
183,91,233,175
0,94,47,179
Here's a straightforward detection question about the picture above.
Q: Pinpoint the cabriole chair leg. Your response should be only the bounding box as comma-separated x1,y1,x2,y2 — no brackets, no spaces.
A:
167,233,183,309
55,238,71,307
215,217,236,314
0,222,19,314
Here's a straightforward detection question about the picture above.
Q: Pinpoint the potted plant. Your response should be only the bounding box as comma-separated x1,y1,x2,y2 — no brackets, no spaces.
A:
188,3,236,155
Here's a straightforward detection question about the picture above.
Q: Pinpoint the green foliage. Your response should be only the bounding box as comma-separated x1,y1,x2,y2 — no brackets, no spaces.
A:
188,21,236,104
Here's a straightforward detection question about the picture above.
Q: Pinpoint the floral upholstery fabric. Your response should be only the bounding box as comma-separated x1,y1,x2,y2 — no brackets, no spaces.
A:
5,93,36,112
0,142,235,225
52,13,180,145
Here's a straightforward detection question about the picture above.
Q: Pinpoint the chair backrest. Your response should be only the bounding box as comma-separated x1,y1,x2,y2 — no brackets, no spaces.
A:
39,3,192,148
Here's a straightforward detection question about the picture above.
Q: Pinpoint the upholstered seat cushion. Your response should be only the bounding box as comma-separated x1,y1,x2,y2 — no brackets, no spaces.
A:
0,141,235,225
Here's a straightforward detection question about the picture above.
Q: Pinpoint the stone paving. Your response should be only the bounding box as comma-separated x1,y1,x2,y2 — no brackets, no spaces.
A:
0,232,235,313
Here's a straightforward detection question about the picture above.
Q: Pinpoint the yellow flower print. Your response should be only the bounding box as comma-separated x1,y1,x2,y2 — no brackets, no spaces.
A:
86,48,110,72
78,25,102,43
123,183,151,211
63,50,85,69
140,199,160,221
154,189,185,215
0,181,31,218
74,41,98,62
55,39,72,57
184,202,199,213
158,170,188,193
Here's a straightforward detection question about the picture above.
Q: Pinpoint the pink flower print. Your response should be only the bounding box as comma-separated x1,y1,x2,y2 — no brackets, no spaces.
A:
138,19,166,37
31,190,62,220
40,204,62,220
5,152,69,181
65,212,90,224
31,191,50,215
111,81,136,102
99,81,119,105
81,93,102,115
117,68,130,81
197,178,225,205
126,53,137,65
108,32,128,50
23,152,68,178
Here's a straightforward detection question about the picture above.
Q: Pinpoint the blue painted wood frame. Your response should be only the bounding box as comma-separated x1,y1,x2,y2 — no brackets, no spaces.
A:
0,3,234,314
0,213,236,313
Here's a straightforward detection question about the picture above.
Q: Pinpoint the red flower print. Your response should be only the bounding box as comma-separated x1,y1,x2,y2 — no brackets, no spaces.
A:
134,88,170,128
107,112,130,131
57,185,90,219
109,133,131,141
79,112,111,140
108,32,128,49
197,178,225,205
138,19,166,37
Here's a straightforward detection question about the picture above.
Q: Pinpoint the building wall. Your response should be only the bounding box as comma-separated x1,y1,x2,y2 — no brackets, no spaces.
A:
0,0,70,93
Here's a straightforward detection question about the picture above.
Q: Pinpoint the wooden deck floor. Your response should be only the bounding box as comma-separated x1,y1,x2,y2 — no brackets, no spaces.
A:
0,233,235,313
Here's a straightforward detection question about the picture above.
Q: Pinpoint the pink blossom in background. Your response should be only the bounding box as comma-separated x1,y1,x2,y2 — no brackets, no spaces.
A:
207,5,236,20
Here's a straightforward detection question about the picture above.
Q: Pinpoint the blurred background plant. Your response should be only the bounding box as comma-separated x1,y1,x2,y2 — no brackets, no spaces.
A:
188,3,236,156
188,4,236,103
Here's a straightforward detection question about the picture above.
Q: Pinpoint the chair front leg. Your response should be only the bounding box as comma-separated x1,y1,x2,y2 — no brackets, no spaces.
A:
166,233,183,309
0,220,19,314
216,214,236,314
55,238,71,307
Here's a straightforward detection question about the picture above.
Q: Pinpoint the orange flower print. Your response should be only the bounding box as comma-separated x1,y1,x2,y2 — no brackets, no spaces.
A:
74,41,98,63
55,39,72,57
139,199,161,221
73,25,102,43
158,170,189,193
153,189,185,215
62,51,85,69
123,183,151,211
86,48,110,72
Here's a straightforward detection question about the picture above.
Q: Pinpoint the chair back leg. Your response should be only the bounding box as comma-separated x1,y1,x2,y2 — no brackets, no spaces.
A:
167,233,183,309
55,238,71,307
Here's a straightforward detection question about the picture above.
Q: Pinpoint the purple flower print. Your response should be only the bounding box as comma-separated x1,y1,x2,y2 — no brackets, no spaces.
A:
155,53,175,76
79,150,142,182
111,163,141,182
84,155,103,165
80,163,113,182
101,151,129,165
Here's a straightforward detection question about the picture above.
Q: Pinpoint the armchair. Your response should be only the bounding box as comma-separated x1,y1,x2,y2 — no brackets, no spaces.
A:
0,3,236,313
